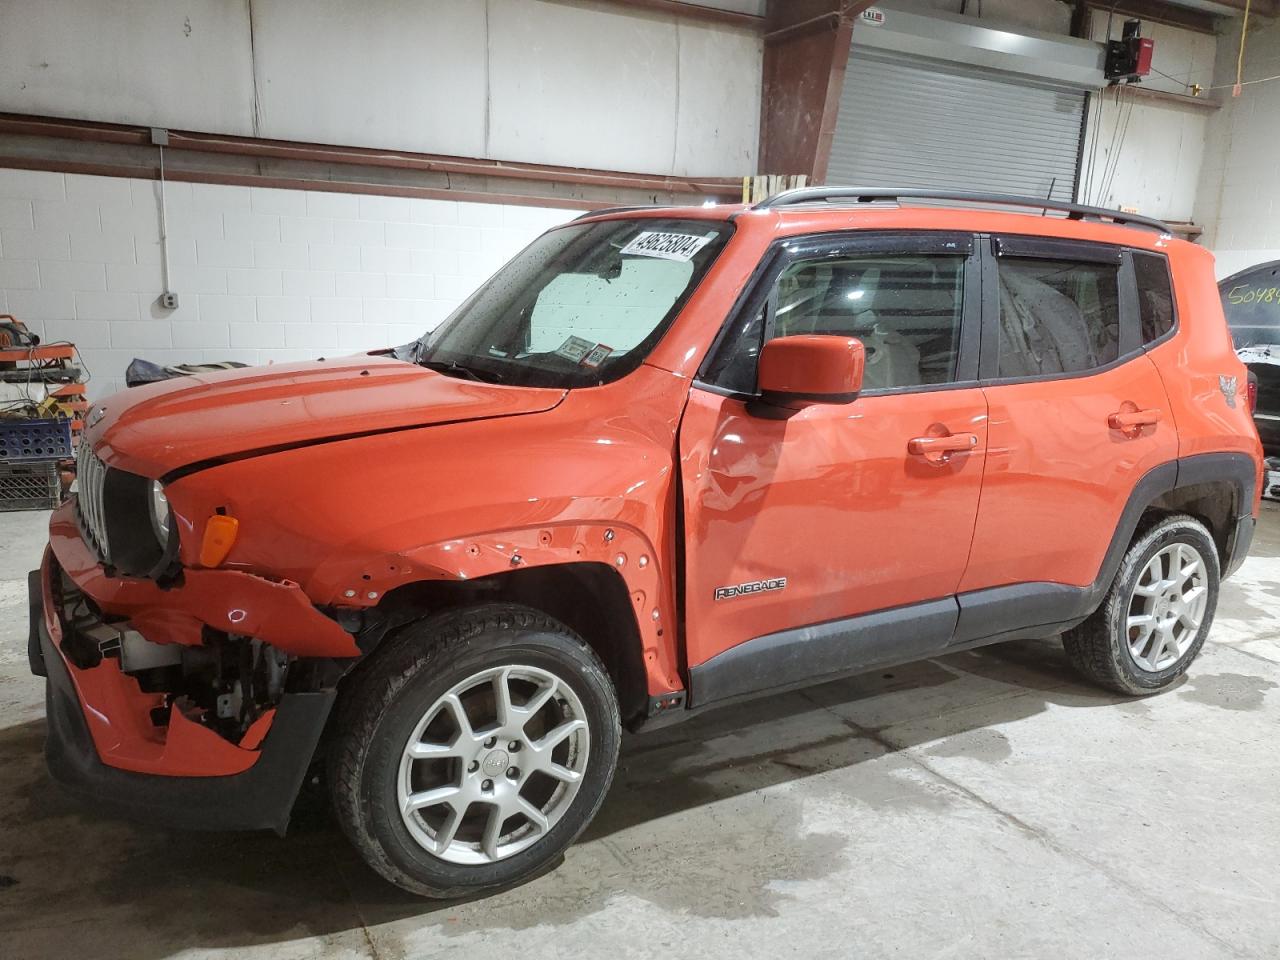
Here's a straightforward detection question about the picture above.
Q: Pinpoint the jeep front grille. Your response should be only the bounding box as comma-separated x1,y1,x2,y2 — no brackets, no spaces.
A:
75,442,111,563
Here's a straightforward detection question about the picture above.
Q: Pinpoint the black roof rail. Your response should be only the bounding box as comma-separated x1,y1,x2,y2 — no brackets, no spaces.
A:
753,187,1174,234
572,205,660,221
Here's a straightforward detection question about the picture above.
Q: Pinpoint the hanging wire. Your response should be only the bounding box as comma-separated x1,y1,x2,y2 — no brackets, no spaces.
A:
1141,64,1280,93
1091,85,1132,207
1083,1,1124,206
1212,71,1280,90
1096,87,1123,205
1100,85,1137,205
1084,85,1107,205
1234,0,1252,95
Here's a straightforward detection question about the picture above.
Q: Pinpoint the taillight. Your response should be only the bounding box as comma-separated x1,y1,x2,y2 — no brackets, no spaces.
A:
1248,375,1259,414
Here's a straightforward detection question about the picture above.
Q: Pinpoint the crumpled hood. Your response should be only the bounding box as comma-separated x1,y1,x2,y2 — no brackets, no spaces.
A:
88,355,565,477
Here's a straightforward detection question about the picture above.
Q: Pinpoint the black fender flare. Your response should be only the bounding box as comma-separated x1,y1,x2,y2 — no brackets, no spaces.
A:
953,452,1257,644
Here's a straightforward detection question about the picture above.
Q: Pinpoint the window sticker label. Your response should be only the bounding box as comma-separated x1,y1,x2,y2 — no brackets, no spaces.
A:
581,344,613,368
554,336,596,363
621,231,716,262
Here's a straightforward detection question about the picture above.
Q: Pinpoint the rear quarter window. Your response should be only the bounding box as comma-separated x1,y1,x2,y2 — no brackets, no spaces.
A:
1132,252,1176,344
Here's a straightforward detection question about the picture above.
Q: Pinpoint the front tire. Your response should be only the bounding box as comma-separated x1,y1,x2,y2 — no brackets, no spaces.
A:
1064,514,1220,696
328,604,621,898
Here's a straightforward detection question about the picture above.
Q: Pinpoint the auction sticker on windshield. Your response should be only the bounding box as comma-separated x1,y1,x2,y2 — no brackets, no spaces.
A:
621,231,717,262
555,336,596,363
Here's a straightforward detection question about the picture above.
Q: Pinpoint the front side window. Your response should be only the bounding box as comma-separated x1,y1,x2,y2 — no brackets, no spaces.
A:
703,252,967,394
997,257,1121,378
416,218,731,388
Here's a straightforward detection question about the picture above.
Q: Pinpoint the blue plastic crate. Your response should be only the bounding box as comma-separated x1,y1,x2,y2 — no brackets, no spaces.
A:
0,418,74,462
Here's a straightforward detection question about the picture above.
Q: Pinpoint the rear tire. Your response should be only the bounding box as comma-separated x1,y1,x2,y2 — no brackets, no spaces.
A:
1063,514,1219,696
328,603,621,898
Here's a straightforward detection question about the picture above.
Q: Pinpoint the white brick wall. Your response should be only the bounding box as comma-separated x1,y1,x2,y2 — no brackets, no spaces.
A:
1194,17,1280,280
0,169,575,396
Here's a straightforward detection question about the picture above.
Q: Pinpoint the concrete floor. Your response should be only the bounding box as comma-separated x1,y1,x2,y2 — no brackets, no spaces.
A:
1,509,1278,960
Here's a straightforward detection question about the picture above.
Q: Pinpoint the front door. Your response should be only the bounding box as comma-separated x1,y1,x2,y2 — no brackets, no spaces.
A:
680,233,988,705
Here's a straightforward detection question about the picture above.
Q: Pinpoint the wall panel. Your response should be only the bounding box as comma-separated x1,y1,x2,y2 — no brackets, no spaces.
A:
250,0,489,156
0,0,761,177
0,0,255,135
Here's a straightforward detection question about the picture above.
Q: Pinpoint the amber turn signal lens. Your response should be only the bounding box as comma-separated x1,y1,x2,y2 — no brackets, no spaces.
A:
200,515,240,567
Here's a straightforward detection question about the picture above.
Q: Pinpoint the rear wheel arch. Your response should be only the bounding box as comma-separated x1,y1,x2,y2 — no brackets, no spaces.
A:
1143,451,1258,570
1143,481,1237,566
1099,454,1255,591
351,563,652,727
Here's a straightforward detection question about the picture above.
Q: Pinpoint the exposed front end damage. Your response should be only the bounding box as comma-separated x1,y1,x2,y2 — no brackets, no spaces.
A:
32,501,359,833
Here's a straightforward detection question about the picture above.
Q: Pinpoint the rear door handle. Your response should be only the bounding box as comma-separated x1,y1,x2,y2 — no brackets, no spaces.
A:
1108,408,1162,431
908,433,978,464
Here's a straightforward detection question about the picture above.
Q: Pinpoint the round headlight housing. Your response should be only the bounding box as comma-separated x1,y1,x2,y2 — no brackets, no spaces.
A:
149,479,172,545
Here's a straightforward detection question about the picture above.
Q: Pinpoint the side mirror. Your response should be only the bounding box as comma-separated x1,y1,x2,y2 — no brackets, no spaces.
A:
756,335,865,409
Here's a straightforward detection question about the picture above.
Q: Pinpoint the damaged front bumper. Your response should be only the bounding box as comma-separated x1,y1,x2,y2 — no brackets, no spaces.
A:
30,501,353,834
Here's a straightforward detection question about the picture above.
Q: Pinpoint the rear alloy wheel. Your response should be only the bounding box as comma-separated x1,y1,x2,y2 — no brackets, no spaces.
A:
329,604,620,898
1064,514,1220,696
1123,542,1209,673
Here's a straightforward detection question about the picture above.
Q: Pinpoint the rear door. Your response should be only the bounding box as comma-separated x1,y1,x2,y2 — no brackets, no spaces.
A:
680,232,989,705
956,236,1179,637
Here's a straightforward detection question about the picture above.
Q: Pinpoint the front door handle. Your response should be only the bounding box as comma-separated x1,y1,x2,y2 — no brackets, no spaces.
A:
1108,408,1162,433
908,433,978,464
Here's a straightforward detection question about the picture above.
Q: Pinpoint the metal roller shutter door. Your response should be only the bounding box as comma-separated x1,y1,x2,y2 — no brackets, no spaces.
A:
827,50,1086,204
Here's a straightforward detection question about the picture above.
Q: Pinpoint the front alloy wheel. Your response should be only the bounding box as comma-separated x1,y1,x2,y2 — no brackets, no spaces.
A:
329,605,621,898
397,665,590,864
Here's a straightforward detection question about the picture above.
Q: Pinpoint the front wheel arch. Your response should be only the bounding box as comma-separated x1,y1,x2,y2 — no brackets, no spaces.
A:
354,562,652,728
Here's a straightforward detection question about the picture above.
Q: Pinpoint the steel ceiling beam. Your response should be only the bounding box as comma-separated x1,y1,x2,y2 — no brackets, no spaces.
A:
758,2,876,181
556,0,764,30
1170,0,1279,16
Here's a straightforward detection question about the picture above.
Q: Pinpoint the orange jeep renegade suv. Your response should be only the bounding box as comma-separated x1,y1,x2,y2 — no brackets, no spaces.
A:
29,188,1262,897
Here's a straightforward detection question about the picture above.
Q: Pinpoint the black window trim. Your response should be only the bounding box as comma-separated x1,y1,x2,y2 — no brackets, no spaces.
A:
1132,248,1180,352
693,230,984,401
977,234,1166,387
992,235,1123,264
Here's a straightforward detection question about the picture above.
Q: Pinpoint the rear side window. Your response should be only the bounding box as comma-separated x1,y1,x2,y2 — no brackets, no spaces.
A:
997,258,1121,378
1132,252,1176,343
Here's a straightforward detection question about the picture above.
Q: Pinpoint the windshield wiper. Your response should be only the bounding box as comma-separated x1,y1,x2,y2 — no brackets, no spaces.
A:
419,358,504,384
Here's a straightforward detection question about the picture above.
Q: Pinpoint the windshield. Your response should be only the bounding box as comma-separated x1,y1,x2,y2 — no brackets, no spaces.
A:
415,217,732,388
1221,262,1280,349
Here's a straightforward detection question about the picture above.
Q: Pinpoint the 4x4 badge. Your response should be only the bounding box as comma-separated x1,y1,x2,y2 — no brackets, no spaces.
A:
714,578,787,601
1219,375,1239,408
